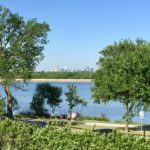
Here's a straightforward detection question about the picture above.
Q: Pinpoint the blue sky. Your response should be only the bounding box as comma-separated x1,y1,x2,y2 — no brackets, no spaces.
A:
0,0,150,71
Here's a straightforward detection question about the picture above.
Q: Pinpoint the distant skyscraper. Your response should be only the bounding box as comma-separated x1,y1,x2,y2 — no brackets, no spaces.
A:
64,66,69,71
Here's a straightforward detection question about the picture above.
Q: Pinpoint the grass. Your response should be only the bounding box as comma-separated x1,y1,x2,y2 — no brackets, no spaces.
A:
5,113,150,137
77,113,110,122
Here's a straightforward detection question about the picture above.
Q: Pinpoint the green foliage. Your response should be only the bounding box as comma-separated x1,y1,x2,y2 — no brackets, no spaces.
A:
12,96,20,111
0,96,19,115
0,5,50,117
92,38,150,131
0,119,36,149
0,5,50,84
15,111,36,119
30,83,62,116
0,97,6,115
30,94,48,116
32,71,93,79
65,84,87,112
0,119,150,150
78,113,109,122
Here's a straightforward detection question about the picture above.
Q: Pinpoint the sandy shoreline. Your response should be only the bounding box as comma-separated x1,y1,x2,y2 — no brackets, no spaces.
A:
15,79,92,83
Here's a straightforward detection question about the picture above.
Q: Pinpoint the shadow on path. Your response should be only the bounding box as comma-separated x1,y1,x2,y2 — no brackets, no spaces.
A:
23,119,47,128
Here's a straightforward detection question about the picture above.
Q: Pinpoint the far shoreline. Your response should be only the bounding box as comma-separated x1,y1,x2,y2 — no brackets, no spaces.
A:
15,79,92,83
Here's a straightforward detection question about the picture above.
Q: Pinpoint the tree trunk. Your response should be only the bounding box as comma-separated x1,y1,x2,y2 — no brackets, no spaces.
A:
4,85,13,118
125,101,129,133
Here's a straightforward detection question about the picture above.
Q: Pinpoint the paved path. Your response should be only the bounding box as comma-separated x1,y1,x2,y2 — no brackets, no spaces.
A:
22,118,138,128
83,122,138,128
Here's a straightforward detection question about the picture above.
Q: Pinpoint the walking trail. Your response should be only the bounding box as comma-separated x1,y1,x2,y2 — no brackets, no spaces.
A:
83,122,138,128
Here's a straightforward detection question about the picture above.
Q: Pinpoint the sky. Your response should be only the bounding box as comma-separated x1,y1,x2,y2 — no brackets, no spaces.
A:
0,0,150,71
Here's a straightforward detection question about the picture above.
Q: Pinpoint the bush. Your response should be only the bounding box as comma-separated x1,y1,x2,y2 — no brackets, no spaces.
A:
0,119,150,150
30,83,62,117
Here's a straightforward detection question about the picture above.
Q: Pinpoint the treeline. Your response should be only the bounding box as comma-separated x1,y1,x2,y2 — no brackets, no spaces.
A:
31,71,94,79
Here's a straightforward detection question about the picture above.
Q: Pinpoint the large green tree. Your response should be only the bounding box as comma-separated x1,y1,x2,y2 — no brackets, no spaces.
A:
92,39,150,132
0,6,50,117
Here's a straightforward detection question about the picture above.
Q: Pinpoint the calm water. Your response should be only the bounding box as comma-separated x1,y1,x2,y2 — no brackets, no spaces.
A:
0,82,149,123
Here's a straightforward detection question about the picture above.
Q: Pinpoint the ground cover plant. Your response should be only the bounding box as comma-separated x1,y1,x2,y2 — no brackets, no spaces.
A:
0,119,150,150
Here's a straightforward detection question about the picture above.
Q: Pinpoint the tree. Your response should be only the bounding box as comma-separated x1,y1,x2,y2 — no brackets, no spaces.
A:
65,84,87,113
46,85,62,115
0,6,50,117
12,96,20,112
30,94,48,116
30,83,62,116
92,39,150,132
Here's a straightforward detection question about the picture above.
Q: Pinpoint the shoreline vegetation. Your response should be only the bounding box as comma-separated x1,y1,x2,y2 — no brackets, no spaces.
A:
0,71,93,82
31,71,94,79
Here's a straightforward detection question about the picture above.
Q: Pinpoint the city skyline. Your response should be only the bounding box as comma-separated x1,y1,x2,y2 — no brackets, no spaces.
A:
49,65,94,72
1,0,150,71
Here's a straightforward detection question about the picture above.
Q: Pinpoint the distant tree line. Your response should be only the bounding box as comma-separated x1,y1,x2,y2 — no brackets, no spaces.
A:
31,71,94,79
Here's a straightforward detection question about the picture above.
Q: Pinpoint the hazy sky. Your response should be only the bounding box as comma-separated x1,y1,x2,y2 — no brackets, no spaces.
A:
1,0,150,71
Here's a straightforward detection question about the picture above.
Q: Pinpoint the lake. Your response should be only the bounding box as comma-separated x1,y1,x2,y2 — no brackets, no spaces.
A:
0,82,149,123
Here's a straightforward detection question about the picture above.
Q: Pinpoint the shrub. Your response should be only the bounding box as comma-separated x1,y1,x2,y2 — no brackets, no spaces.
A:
0,119,150,150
